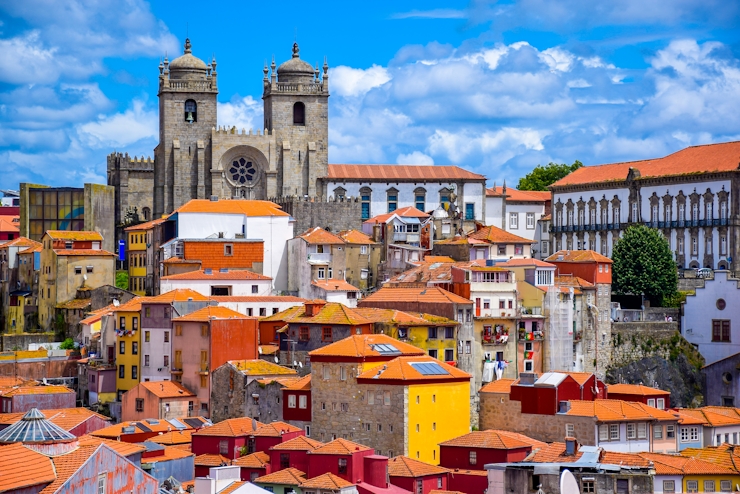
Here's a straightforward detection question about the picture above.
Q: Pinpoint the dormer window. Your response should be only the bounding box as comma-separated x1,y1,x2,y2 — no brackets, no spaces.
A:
293,102,305,125
184,100,197,123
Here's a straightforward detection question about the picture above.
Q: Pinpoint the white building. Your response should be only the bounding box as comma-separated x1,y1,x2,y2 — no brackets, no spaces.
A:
326,164,486,222
549,141,740,270
210,295,306,318
159,268,273,297
310,279,361,307
485,185,550,242
682,270,740,366
168,198,294,290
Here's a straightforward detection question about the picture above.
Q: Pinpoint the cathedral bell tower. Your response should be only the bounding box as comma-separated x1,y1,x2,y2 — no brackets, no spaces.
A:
263,43,329,198
154,38,218,218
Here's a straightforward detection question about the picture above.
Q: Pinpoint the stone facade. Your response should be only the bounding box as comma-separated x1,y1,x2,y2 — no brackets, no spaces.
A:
479,391,596,445
274,196,363,237
494,467,654,494
107,153,154,241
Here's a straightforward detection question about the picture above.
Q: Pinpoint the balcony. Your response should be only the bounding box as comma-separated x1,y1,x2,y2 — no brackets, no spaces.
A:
170,367,183,375
573,331,583,342
393,232,420,244
483,334,510,345
518,329,544,341
520,307,542,316
306,252,331,265
476,309,518,319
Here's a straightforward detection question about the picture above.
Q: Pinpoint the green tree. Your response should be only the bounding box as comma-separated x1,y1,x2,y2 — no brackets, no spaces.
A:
115,270,129,290
59,338,75,350
517,160,583,191
612,224,678,305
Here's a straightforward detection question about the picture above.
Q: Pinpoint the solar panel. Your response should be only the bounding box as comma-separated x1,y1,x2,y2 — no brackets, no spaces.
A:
183,418,204,429
167,419,187,430
146,419,160,425
122,426,136,434
136,422,152,433
411,362,449,376
372,344,401,355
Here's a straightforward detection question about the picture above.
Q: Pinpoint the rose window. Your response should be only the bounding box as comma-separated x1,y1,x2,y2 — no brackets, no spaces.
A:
229,158,257,184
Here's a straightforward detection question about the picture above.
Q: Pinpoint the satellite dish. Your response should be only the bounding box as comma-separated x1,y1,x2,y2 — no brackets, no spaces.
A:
274,356,279,363
258,347,263,355
251,418,257,430
560,469,580,494
298,362,303,368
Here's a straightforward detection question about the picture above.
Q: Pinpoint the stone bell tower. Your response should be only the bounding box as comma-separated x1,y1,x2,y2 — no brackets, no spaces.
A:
263,43,329,198
154,38,218,218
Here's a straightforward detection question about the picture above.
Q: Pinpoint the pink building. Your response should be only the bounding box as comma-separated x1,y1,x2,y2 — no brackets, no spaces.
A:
121,381,197,422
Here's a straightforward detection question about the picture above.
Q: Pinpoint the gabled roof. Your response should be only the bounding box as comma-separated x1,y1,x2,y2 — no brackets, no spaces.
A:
194,453,231,467
251,422,302,437
311,437,373,455
254,467,306,485
525,442,651,467
551,141,740,187
363,206,431,226
467,225,535,245
39,444,104,494
0,237,40,250
297,226,345,245
566,399,677,422
357,355,471,383
192,417,263,438
161,269,271,281
148,430,192,446
312,279,360,292
352,307,456,326
0,407,110,432
300,472,354,489
172,305,252,322
640,452,735,475
545,250,613,263
141,445,194,463
607,383,670,397
0,442,55,491
282,375,311,391
138,380,195,399
210,295,306,303
44,230,103,241
386,260,481,286
0,385,74,397
361,286,472,305
479,378,516,394
77,434,147,457
486,186,549,202
680,443,740,472
124,217,168,231
111,296,146,313
174,199,289,217
229,360,297,376
673,407,740,427
388,456,449,477
438,430,546,450
338,229,376,244
271,435,323,451
497,258,556,268
309,334,425,359
329,164,485,181
146,288,209,303
232,451,270,468
52,249,116,257
264,302,372,326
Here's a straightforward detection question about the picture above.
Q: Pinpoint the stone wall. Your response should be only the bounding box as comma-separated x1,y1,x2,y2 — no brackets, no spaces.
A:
643,307,680,322
209,364,247,423
610,324,680,367
1,332,54,351
0,358,78,380
479,392,595,445
84,183,117,254
273,196,363,237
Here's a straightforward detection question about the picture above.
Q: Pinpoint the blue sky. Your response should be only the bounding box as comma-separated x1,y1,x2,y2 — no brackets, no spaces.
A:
1,0,740,189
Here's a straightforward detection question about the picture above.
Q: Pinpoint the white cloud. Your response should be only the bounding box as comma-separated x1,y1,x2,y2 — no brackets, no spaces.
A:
391,9,465,19
218,96,263,131
331,65,391,98
397,151,434,165
78,98,157,148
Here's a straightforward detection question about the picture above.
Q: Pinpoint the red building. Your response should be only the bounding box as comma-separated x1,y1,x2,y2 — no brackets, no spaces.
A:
308,438,375,483
283,375,311,422
250,421,304,453
388,456,449,494
508,372,606,415
356,455,413,494
545,250,612,285
438,430,546,470
447,469,490,493
191,417,263,460
607,383,670,409
270,435,323,474
232,451,271,481
0,385,76,413
91,416,209,443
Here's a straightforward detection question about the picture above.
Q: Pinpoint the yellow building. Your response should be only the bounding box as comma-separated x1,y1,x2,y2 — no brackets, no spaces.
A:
38,231,115,330
113,297,146,398
125,218,165,295
641,450,740,494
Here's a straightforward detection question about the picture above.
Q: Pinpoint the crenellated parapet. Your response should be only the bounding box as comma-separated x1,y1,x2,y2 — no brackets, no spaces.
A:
212,126,273,137
107,152,155,173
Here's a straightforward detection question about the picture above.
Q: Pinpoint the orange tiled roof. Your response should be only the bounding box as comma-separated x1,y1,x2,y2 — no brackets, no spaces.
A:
467,225,535,245
174,199,289,217
20,244,43,254
311,438,373,455
362,286,473,305
230,360,297,376
358,355,471,382
265,302,372,326
0,408,109,431
423,256,456,263
0,216,19,234
312,279,360,292
497,258,556,268
566,399,677,422
39,444,100,494
363,206,431,225
138,380,195,398
124,217,168,231
388,456,450,477
45,230,103,241
194,453,231,467
309,334,425,359
210,295,305,303
55,298,92,310
91,417,207,438
680,444,740,472
351,307,451,326
232,451,270,468
148,430,193,446
271,435,323,451
525,442,649,467
256,377,304,387
546,249,613,263
298,226,345,245
385,260,483,286
1,385,74,397
0,377,29,389
193,417,264,438
111,296,146,313
0,237,40,250
439,430,546,450
480,378,516,394
251,422,302,437
338,229,376,244
220,481,248,494
142,446,194,463
607,383,669,397
0,442,55,491
162,269,271,281
329,164,485,181
282,375,311,391
172,305,253,322
486,186,549,202
52,249,116,256
640,452,735,475
162,257,201,264
673,407,740,427
300,472,354,489
146,289,210,303
552,141,740,187
76,434,147,457
254,467,306,485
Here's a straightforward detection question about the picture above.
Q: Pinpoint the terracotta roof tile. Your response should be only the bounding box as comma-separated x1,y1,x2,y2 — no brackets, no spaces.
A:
271,435,323,451
329,164,485,181
640,452,735,475
466,225,535,245
351,307,453,326
486,186,549,202
309,334,425,359
53,249,116,256
162,257,201,264
0,217,19,234
232,451,270,468
439,430,546,450
137,381,195,398
298,226,345,245
300,472,354,489
282,375,311,391
546,250,613,263
124,217,168,231
142,446,194,463
256,377,303,387
55,298,92,310
112,296,146,313
1,385,74,397
673,407,740,427
680,444,740,472
251,422,302,437
193,417,263,438
423,256,456,263
229,360,298,376
146,289,209,303
162,269,271,281
91,417,207,438
480,378,516,394
194,453,231,467
358,355,471,382
312,279,360,292
497,258,556,268
552,141,740,187
311,438,373,455
220,481,248,494
0,442,55,491
607,384,670,397
338,229,376,244
0,237,40,250
74,434,145,457
566,399,678,422
264,302,372,326
254,467,306,485
363,206,431,225
362,286,472,306
45,230,103,241
175,199,289,217
172,305,253,322
148,430,193,446
210,295,306,303
388,456,450,477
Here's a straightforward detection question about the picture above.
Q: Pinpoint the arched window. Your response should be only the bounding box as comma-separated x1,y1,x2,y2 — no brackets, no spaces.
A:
293,102,305,125
360,187,372,220
414,187,426,212
387,188,398,213
184,100,197,123
142,207,151,221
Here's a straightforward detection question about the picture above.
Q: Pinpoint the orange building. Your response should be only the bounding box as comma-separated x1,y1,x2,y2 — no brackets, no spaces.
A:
163,238,265,277
545,249,613,285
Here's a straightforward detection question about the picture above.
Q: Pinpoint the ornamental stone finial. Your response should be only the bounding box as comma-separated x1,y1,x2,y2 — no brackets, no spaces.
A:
292,42,300,58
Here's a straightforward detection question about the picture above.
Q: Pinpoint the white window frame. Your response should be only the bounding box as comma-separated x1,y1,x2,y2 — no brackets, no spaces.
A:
598,424,609,441
657,398,665,409
98,473,107,494
690,427,699,442
299,395,307,409
526,212,535,229
509,212,519,229
637,422,647,439
288,394,296,408
663,480,675,493
609,424,620,441
340,366,346,381
627,423,636,439
565,423,575,437
686,480,698,493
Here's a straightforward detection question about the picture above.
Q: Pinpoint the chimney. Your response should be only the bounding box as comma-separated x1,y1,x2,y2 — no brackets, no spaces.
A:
564,437,578,456
372,224,381,243
363,455,389,488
